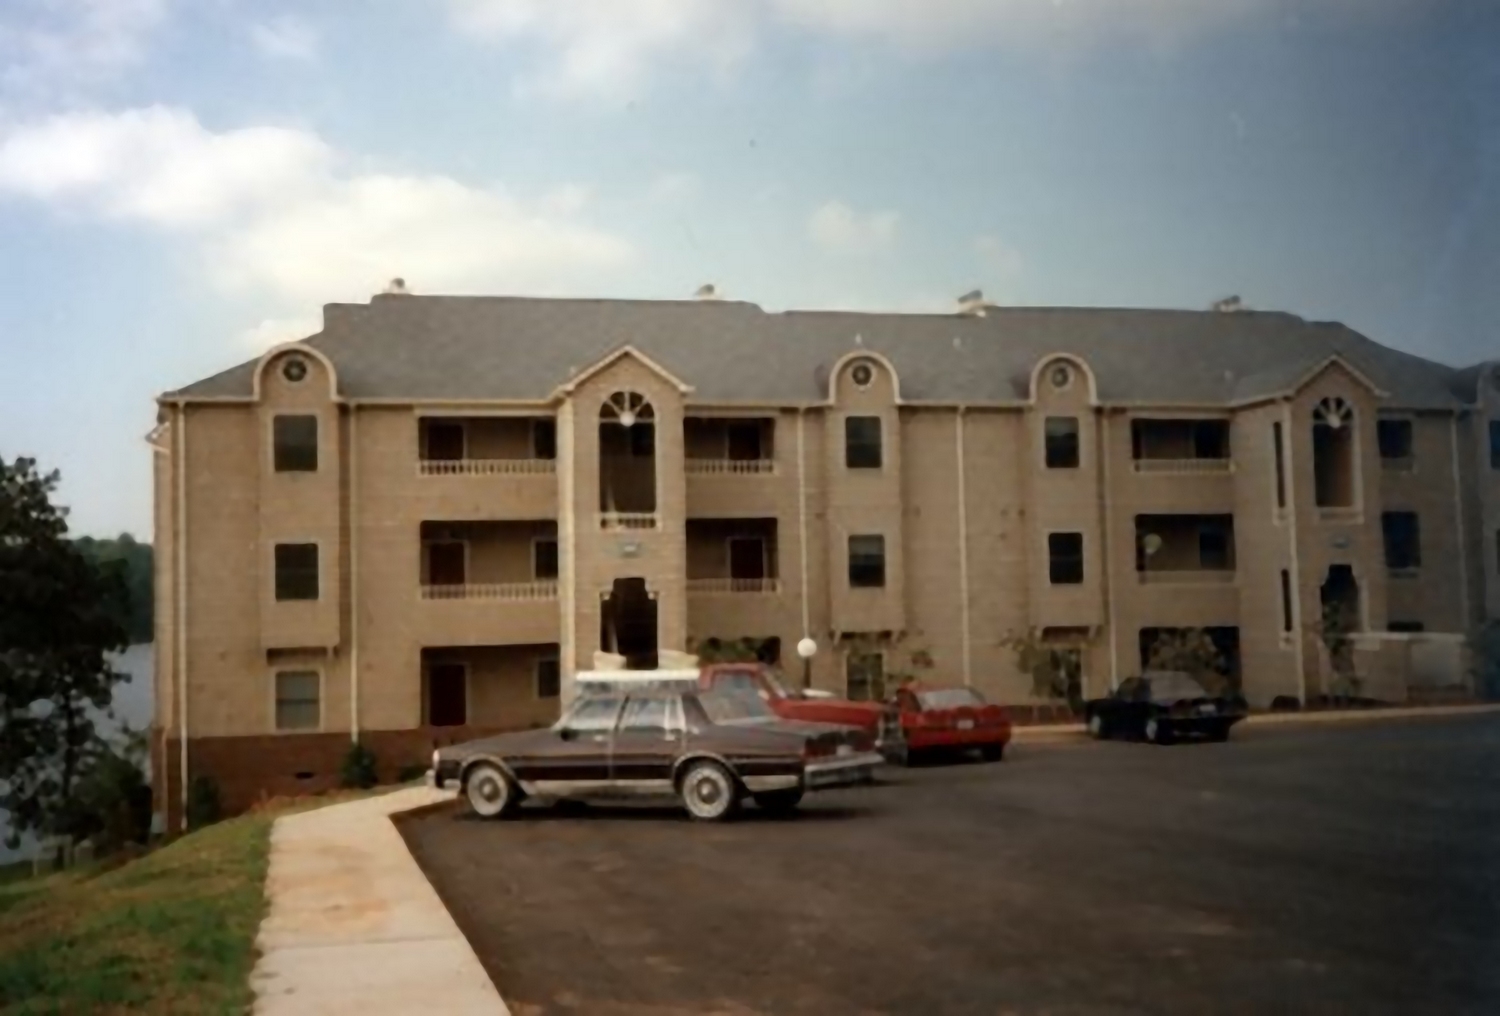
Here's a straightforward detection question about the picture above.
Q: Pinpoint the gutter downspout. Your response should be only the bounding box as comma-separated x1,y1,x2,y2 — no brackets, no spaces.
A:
797,409,810,640
1449,414,1471,631
1282,400,1307,704
956,408,972,687
1101,411,1119,690
349,407,360,743
174,403,190,831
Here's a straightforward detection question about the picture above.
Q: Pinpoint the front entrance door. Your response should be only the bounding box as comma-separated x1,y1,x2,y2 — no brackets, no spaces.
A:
427,663,468,727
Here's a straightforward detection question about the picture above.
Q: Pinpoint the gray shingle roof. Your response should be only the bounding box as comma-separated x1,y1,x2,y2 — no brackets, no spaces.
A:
166,295,1474,410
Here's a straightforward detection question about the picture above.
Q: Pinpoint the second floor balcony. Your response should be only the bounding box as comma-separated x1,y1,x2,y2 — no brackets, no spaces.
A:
417,519,560,645
1134,513,1237,585
1130,418,1233,475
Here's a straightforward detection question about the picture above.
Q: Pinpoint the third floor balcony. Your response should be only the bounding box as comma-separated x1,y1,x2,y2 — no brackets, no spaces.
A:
1130,418,1233,475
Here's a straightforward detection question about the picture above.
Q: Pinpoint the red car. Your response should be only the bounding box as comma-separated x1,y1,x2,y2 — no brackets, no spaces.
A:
698,664,907,762
892,683,1011,763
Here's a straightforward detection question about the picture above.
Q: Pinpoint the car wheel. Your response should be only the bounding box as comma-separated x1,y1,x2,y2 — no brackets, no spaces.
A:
1207,722,1231,743
465,762,519,819
1087,713,1107,740
979,744,1005,762
1145,717,1173,746
755,789,804,816
679,761,740,822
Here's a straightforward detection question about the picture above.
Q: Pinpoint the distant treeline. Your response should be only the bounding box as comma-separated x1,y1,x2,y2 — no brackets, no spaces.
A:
73,534,153,645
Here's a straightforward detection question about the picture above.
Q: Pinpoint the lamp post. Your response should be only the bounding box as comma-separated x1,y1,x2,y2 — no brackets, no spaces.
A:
796,637,818,691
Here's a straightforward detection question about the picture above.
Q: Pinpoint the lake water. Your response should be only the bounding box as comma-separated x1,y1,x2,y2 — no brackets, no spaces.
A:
0,643,154,863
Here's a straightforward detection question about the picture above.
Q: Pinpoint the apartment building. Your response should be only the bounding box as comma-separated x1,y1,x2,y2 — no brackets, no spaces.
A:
150,290,1500,824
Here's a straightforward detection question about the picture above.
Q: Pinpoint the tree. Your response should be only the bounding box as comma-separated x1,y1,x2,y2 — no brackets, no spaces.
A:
0,457,131,849
1315,599,1361,702
1142,628,1232,696
1000,628,1086,716
74,534,153,644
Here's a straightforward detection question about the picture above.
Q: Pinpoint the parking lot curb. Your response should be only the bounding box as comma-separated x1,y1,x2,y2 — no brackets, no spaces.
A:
250,786,510,1016
1008,702,1500,742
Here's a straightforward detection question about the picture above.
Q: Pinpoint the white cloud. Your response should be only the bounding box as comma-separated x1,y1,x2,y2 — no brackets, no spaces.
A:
0,106,635,339
648,171,701,204
239,314,322,352
0,0,169,94
808,200,898,254
975,234,1023,279
446,0,756,97
250,14,319,62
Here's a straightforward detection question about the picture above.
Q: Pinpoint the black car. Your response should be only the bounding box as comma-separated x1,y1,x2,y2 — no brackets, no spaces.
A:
1084,672,1246,744
429,683,884,822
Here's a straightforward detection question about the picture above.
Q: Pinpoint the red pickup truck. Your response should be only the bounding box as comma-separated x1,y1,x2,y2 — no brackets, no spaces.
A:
696,663,908,763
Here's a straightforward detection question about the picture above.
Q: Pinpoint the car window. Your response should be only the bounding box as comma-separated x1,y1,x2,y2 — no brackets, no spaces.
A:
560,695,623,732
698,689,778,724
917,688,985,710
1116,678,1144,701
619,696,673,732
715,671,765,697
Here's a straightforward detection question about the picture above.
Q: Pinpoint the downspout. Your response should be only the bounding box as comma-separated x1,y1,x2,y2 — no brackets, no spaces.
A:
797,408,810,643
174,403,190,831
1449,414,1471,630
1282,400,1307,703
349,406,360,742
1101,411,1119,690
955,408,972,687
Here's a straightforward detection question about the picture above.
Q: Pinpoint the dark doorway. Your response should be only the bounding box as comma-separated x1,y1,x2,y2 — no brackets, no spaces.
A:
601,577,659,670
428,663,467,727
427,541,466,585
1319,565,1361,694
728,537,767,580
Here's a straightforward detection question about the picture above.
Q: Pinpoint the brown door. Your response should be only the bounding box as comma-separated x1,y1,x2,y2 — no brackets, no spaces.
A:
728,538,766,580
428,542,466,586
428,664,467,727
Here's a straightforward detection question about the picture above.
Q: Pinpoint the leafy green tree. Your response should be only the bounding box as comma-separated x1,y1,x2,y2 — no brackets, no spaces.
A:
1143,628,1233,695
1,457,131,849
74,534,153,644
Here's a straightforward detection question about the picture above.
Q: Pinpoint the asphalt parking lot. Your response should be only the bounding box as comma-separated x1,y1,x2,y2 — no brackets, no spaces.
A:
400,714,1500,1016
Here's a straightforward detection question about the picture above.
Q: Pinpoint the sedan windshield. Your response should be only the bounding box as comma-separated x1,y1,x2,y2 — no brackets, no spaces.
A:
698,689,778,724
917,688,985,710
1147,674,1209,703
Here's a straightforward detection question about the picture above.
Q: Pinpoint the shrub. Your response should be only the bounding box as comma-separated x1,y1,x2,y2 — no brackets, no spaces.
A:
61,749,153,853
186,775,222,830
340,742,379,790
396,764,428,784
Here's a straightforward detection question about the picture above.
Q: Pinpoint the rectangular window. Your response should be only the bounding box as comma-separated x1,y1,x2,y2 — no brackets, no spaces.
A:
845,652,885,702
1377,419,1413,462
1382,512,1421,570
726,421,764,461
274,543,319,601
274,671,320,731
273,415,318,472
533,419,557,460
533,539,559,579
427,663,467,727
845,416,883,469
1044,417,1080,468
848,535,886,588
424,421,465,461
1048,532,1084,585
1491,420,1500,469
1387,621,1425,633
536,657,561,699
1280,569,1293,633
1272,422,1287,509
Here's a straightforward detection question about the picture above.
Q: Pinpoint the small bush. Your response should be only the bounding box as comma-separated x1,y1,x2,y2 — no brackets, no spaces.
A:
396,763,428,784
340,743,379,790
60,750,153,853
186,775,222,830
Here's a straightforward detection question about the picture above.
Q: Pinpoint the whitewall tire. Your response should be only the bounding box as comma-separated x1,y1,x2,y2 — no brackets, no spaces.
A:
465,762,518,819
680,761,740,822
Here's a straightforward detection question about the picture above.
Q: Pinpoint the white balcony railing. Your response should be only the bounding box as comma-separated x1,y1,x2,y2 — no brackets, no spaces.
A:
687,577,782,595
1131,458,1233,475
420,581,558,601
1137,570,1236,585
685,458,777,476
599,512,659,531
418,458,556,477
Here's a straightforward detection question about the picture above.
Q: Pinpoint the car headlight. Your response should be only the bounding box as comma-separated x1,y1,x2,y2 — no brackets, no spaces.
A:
431,748,440,770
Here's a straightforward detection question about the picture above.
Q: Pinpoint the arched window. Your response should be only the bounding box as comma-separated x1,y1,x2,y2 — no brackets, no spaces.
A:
1312,397,1356,507
599,392,656,515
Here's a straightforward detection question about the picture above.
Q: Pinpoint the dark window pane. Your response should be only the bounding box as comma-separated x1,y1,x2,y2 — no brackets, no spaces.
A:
533,419,557,459
846,653,885,702
1491,420,1500,469
274,543,319,601
536,658,561,699
629,423,655,457
1198,524,1231,569
424,421,465,461
1280,570,1294,632
427,542,466,585
533,539,559,579
275,671,320,731
273,415,318,472
1273,422,1286,509
848,535,886,588
1044,417,1080,468
1377,419,1413,460
1193,421,1229,459
1382,512,1421,570
1048,532,1084,584
729,538,766,580
428,664,467,727
726,421,764,461
845,416,882,469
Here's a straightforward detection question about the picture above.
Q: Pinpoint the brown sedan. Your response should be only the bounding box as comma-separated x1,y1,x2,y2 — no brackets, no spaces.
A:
429,687,885,821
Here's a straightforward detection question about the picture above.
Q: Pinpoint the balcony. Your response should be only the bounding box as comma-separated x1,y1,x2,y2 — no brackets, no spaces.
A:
1317,506,1361,525
1131,458,1232,475
420,580,558,601
685,458,777,476
687,577,782,595
417,458,555,477
600,512,659,531
1130,419,1232,476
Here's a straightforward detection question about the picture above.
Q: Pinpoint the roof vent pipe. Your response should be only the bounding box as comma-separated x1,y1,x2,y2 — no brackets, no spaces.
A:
694,283,721,301
384,277,410,295
956,289,990,317
1211,295,1244,312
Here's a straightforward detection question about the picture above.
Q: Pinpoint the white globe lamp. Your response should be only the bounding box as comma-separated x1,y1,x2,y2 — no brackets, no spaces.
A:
796,637,817,690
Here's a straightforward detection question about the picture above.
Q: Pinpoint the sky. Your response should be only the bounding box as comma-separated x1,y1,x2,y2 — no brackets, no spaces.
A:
0,0,1495,539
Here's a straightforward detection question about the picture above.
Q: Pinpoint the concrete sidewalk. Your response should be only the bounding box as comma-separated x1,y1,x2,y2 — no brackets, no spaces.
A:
1011,701,1500,741
251,786,509,1015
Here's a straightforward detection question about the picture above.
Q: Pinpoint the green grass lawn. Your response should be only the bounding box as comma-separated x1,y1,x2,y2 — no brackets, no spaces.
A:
0,789,385,1016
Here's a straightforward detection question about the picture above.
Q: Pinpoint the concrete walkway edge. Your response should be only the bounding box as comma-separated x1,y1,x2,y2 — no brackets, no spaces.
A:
250,786,509,1015
1010,701,1500,741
